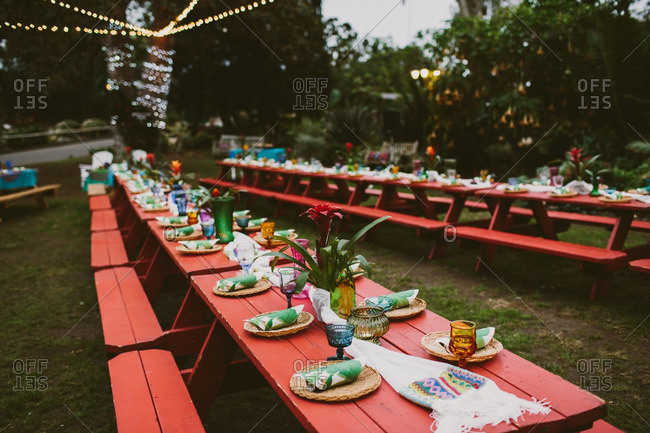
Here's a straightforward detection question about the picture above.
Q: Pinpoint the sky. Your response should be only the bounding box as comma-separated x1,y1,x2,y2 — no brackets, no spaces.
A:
321,0,458,47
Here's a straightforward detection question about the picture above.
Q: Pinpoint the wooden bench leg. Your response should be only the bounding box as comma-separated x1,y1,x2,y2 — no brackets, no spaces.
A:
34,194,48,209
141,246,173,303
590,275,612,300
185,318,238,419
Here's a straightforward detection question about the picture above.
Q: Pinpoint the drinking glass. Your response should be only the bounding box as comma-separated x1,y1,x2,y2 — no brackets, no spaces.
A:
449,320,477,368
278,268,296,308
552,175,564,188
347,306,390,345
201,219,215,240
186,209,199,225
446,168,456,179
290,239,310,299
235,243,256,274
391,166,399,175
174,192,187,216
325,324,355,361
260,221,275,247
235,216,251,230
480,169,489,181
508,177,519,186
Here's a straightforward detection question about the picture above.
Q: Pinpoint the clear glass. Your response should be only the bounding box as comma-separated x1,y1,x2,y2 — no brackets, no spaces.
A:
325,324,355,361
347,306,390,345
235,243,256,274
449,320,477,368
552,175,564,188
291,239,310,299
446,168,456,178
278,268,296,308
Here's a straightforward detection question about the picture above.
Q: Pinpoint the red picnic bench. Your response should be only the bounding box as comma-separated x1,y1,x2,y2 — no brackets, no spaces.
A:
91,230,130,270
451,226,628,299
582,419,626,432
90,209,119,232
629,258,650,274
108,349,205,433
88,194,112,211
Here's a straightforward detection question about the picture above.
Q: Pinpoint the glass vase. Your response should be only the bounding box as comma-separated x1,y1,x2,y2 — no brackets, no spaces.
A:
330,279,356,319
347,306,390,345
210,196,235,244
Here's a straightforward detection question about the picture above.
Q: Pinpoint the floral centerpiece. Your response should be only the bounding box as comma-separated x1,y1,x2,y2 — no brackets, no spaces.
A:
425,145,442,171
264,204,389,318
562,147,600,181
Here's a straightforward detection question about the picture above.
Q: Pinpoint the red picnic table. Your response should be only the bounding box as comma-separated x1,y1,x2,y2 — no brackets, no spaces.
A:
174,271,607,432
458,188,650,298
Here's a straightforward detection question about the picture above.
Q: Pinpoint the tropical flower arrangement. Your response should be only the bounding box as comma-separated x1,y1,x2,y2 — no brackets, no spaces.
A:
561,146,601,181
264,203,389,318
425,145,442,170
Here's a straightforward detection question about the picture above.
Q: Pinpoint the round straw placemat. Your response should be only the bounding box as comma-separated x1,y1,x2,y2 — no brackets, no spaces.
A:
158,221,189,228
143,206,170,212
253,232,298,246
503,188,529,194
369,297,427,320
173,232,202,241
548,191,578,198
213,278,272,297
290,361,381,402
244,312,314,337
441,182,463,187
175,245,222,255
421,331,503,363
599,196,633,203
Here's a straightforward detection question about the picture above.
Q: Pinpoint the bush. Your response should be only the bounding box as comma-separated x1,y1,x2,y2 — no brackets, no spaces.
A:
55,119,81,131
192,132,215,150
81,118,107,128
288,117,328,162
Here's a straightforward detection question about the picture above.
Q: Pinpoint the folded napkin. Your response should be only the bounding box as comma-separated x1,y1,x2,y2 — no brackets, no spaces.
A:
216,273,260,292
223,232,263,260
565,180,593,195
248,217,267,227
179,239,218,250
623,192,650,204
274,229,295,237
293,358,365,392
246,305,303,331
156,216,188,225
435,327,496,351
233,210,250,218
365,289,419,312
551,187,570,195
460,179,492,189
166,223,201,238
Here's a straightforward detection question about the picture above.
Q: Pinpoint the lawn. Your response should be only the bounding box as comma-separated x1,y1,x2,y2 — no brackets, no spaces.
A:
1,152,648,432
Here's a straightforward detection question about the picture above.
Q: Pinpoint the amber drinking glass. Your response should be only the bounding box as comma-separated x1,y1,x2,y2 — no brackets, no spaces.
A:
347,306,390,345
449,320,477,368
186,209,199,225
260,221,275,247
480,169,489,181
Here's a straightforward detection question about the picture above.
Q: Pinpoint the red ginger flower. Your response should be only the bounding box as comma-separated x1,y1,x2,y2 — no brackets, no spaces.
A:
567,147,583,164
300,203,343,249
170,160,182,176
211,188,220,197
125,146,132,154
345,142,353,152
146,153,154,165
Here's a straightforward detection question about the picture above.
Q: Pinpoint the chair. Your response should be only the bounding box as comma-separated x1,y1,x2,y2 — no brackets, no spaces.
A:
80,151,114,188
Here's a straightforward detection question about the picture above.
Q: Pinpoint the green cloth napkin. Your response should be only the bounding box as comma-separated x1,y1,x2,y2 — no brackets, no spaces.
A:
365,289,418,311
216,273,259,292
179,240,218,250
476,327,495,349
295,359,365,392
246,305,303,331
248,217,267,227
275,229,294,237
233,210,250,218
175,225,196,236
156,216,188,224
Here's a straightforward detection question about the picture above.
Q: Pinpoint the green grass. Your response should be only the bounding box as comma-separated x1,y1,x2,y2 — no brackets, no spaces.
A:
1,153,648,432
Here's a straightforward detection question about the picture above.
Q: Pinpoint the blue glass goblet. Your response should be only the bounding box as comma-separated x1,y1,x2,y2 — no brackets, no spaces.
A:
325,324,355,361
201,219,216,240
235,216,251,231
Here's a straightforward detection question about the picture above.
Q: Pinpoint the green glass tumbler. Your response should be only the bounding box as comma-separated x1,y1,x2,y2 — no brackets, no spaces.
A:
210,196,235,243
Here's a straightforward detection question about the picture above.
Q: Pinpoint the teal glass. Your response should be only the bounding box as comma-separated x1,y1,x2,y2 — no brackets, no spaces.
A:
325,324,355,361
210,196,235,243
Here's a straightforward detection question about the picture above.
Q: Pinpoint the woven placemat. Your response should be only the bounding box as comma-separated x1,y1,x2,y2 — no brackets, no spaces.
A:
175,245,222,255
158,221,190,228
599,196,633,203
244,312,314,337
383,298,427,320
548,191,578,198
253,232,298,246
503,188,529,194
173,232,202,241
213,278,272,297
421,331,503,363
290,361,381,402
142,206,170,212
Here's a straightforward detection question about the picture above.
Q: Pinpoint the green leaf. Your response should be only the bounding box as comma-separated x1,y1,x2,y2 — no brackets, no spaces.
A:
261,251,309,271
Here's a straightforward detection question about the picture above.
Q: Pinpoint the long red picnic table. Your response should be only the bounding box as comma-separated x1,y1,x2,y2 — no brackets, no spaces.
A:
107,175,610,432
